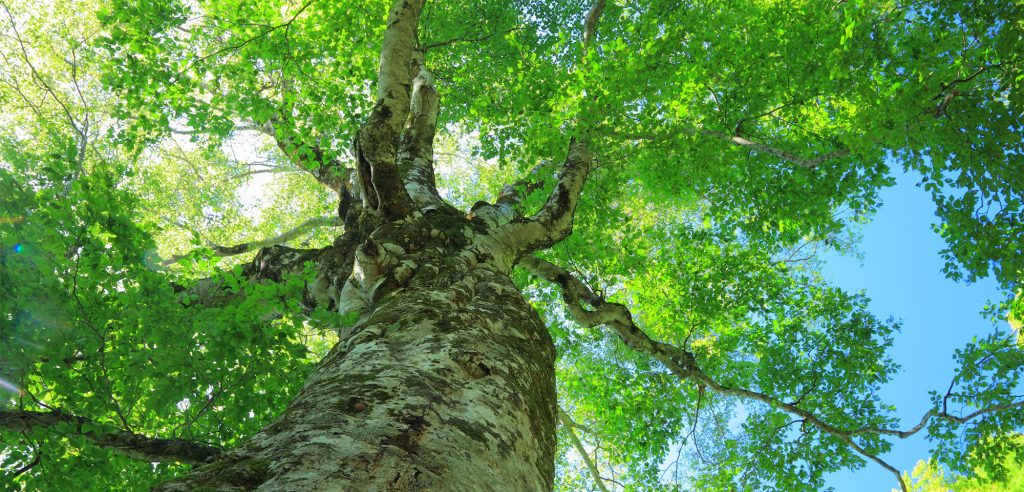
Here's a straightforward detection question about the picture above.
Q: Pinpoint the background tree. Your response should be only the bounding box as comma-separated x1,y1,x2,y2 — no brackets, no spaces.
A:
1,0,1023,490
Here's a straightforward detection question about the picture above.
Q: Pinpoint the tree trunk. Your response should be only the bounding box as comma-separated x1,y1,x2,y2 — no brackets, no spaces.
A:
155,214,558,491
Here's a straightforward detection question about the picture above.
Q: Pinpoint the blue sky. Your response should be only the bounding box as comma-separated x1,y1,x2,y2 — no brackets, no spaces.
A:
820,169,1003,491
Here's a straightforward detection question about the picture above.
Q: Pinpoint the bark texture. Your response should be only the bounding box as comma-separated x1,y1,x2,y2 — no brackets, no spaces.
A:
155,212,558,491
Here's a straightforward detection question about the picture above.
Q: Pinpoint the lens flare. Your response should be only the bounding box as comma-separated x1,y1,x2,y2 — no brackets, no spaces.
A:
0,377,20,394
12,243,24,253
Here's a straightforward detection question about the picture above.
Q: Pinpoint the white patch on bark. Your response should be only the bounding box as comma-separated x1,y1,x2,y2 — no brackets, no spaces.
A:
337,239,407,322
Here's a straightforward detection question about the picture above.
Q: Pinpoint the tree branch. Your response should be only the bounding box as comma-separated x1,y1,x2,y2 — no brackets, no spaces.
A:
495,160,556,208
705,129,850,169
850,400,1024,439
931,64,1002,118
519,255,1024,492
489,141,592,256
269,126,353,194
0,409,222,464
1,1,82,140
559,407,610,492
464,158,556,229
353,0,425,218
397,58,446,209
174,0,314,79
238,118,358,221
162,215,342,266
582,0,606,54
519,255,696,372
375,0,425,134
616,128,849,170
477,0,606,253
171,240,352,316
422,26,522,51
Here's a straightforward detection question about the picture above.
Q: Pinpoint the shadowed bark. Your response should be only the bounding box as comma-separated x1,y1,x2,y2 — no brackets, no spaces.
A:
0,410,222,464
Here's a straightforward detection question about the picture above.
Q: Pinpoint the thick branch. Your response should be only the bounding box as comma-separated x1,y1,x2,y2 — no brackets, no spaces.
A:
582,0,606,54
482,0,605,251
376,0,425,134
529,253,1022,488
519,255,695,374
479,0,604,251
490,141,592,256
176,242,345,313
162,215,342,266
353,0,425,218
0,409,221,464
397,60,445,208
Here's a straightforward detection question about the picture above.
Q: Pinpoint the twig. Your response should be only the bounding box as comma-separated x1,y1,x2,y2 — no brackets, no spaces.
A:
422,26,522,51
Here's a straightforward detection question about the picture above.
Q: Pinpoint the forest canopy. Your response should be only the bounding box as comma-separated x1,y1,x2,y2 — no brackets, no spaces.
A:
1,0,1023,490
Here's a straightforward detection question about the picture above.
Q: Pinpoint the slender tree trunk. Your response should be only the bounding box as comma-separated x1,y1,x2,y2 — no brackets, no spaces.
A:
155,214,558,491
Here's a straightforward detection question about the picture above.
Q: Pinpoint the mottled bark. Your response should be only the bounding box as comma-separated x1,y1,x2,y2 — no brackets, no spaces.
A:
155,211,558,491
353,0,425,219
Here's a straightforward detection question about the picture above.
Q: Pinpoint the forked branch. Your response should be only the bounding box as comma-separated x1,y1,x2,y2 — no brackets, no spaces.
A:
483,0,604,254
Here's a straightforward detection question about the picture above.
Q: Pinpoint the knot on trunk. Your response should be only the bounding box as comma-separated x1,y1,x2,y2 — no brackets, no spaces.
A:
453,351,492,379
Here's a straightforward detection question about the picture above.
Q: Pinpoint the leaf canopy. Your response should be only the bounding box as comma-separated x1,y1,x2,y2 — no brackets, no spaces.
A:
1,0,1023,490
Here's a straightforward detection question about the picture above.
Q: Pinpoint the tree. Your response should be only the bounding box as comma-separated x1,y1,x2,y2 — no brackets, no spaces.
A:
1,0,1023,490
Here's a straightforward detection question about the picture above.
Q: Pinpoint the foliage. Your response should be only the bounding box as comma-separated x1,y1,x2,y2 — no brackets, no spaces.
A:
1,0,1023,490
903,436,1024,492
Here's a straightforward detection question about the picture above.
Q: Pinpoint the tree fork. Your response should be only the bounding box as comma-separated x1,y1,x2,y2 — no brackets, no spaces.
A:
154,212,558,491
153,1,597,489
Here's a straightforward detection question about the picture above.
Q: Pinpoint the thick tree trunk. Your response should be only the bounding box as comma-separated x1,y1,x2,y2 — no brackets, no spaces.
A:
155,214,558,491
